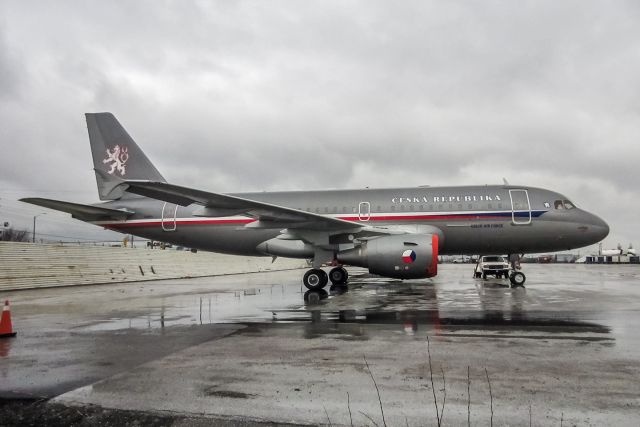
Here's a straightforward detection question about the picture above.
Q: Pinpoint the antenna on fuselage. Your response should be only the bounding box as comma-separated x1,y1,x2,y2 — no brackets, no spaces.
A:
502,177,510,185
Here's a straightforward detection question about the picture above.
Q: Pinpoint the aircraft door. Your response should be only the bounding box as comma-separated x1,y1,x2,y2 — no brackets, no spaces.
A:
358,201,371,221
161,202,178,231
509,189,531,225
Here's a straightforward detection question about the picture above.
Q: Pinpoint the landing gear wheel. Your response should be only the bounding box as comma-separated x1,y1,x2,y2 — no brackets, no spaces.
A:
510,272,526,287
328,267,348,285
303,269,328,290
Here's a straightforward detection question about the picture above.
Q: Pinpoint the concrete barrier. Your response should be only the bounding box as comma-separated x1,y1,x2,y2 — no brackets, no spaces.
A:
0,242,308,291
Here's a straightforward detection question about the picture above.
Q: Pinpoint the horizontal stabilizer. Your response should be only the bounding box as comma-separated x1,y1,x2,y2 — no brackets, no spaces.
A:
20,198,133,221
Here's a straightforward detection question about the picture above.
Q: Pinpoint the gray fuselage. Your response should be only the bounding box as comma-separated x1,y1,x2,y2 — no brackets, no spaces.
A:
92,185,609,257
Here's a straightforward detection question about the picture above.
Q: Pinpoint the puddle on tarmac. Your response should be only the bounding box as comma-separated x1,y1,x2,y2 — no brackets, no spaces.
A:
72,271,612,344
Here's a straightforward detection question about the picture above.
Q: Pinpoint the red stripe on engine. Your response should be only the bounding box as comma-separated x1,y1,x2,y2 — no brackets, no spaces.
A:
429,234,439,278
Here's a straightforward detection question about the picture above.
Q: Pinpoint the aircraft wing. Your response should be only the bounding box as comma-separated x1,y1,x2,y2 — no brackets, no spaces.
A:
122,180,395,235
20,198,133,221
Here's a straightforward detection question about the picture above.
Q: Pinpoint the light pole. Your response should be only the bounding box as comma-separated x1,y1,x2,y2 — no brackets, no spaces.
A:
32,213,46,243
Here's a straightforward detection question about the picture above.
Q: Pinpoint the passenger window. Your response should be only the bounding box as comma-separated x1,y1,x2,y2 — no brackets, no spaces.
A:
391,206,396,212
409,205,414,211
488,203,492,209
564,200,575,210
352,207,357,213
419,205,424,211
468,204,473,210
400,205,406,211
554,200,565,210
457,204,462,210
342,206,347,213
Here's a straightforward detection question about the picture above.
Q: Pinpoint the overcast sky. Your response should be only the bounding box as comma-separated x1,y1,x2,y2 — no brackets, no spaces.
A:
0,1,638,251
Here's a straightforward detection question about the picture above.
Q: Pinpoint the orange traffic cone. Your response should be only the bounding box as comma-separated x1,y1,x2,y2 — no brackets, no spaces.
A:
0,300,17,338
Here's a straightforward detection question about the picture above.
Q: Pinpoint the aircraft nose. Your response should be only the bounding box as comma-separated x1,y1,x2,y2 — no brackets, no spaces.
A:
586,212,609,243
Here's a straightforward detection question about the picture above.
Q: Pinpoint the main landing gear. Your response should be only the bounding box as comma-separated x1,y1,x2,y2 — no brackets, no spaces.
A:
303,267,349,290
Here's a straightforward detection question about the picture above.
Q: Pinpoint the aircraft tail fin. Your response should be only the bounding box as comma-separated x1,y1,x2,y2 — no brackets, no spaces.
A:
85,113,166,200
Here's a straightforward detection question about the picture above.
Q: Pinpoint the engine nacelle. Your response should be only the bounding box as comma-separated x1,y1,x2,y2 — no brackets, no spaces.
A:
337,234,439,279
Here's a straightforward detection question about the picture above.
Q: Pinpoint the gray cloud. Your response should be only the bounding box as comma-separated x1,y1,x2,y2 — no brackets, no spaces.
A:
0,0,638,249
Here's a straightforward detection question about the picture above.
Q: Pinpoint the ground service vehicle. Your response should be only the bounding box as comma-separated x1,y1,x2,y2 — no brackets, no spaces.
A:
475,255,510,279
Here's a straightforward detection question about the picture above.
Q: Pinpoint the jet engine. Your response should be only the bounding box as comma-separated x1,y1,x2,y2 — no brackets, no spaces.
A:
337,234,439,279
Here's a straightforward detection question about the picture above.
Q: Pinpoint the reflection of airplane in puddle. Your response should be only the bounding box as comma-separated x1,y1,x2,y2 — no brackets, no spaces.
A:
300,281,611,340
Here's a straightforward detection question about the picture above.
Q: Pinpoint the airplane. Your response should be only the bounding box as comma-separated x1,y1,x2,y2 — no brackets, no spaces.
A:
21,113,609,289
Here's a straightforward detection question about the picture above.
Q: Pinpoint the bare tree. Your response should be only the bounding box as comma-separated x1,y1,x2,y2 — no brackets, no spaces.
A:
485,368,494,427
323,404,332,427
363,355,387,427
467,366,471,427
0,227,30,242
440,367,447,424
427,336,442,427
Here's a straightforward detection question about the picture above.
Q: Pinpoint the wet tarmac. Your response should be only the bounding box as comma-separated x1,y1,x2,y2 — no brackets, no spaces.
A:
1,264,640,425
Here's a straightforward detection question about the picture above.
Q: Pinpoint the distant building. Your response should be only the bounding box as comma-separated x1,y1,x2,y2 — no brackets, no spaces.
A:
576,243,639,264
521,253,578,263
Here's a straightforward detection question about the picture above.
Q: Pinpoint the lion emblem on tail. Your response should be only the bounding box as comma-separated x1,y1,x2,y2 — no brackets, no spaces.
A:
103,145,129,176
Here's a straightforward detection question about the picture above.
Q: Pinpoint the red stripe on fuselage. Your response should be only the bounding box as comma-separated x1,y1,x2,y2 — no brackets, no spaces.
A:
105,218,255,229
344,214,508,221
101,212,509,230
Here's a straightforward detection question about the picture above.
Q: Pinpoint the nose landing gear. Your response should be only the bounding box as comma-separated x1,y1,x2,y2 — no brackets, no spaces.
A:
302,266,349,290
508,253,526,288
509,271,526,288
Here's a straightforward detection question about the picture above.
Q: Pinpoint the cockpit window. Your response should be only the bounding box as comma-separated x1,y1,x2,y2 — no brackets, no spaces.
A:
554,200,576,210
